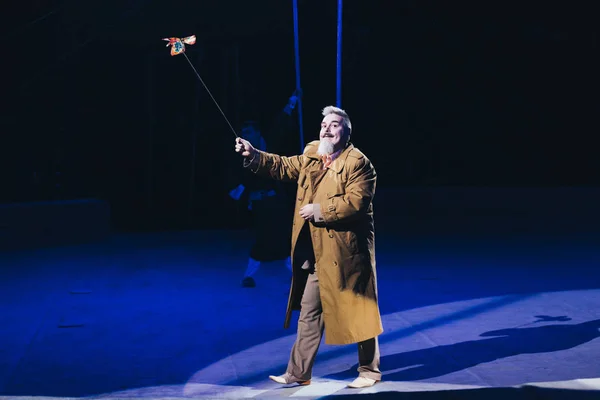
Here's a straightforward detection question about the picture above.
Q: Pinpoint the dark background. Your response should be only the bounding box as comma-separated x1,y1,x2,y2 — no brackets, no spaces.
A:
1,0,597,231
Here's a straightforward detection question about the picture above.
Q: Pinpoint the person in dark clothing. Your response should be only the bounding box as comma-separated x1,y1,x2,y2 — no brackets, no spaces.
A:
229,94,300,287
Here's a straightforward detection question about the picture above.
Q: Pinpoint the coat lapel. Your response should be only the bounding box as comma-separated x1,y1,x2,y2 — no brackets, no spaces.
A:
328,143,354,174
303,147,321,193
307,169,320,194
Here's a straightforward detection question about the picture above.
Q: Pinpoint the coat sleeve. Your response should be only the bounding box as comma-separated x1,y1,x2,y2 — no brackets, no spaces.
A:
249,150,304,182
320,157,376,224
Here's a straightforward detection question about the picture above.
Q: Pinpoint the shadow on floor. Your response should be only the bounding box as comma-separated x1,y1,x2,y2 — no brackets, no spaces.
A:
318,386,600,400
325,319,600,382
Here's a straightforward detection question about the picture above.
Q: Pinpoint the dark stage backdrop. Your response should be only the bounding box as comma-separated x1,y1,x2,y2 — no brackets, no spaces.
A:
1,0,597,231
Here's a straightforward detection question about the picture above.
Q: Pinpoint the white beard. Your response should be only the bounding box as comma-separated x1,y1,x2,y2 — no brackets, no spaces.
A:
317,139,335,156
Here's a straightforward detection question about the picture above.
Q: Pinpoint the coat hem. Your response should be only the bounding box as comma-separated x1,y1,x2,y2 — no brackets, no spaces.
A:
324,327,384,345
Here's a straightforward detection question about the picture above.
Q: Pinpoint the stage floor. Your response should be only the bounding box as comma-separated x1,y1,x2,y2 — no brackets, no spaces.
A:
1,229,599,399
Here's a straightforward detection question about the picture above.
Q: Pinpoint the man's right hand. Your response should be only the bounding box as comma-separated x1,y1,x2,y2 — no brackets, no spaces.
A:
235,137,255,158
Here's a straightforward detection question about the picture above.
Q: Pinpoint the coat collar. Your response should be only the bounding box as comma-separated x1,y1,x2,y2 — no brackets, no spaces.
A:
306,142,354,174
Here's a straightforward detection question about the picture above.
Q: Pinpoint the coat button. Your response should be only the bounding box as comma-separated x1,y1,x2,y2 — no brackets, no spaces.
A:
329,233,333,238
333,261,338,266
297,197,302,201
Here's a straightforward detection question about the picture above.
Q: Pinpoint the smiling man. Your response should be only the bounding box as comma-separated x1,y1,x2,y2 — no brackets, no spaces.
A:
234,105,383,389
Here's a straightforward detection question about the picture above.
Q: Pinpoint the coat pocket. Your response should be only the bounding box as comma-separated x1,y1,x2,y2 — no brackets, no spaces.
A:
329,228,359,256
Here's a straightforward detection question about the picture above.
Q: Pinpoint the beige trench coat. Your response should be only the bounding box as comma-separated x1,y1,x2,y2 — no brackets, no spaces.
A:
250,140,383,345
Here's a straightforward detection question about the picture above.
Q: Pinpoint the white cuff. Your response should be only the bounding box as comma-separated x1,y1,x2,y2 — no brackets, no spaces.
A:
313,203,324,223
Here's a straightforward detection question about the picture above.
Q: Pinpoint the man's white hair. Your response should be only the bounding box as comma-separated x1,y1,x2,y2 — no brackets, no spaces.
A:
322,105,352,135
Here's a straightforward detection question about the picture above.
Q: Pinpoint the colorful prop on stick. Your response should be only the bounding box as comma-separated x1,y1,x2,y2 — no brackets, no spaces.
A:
162,35,238,138
162,35,197,56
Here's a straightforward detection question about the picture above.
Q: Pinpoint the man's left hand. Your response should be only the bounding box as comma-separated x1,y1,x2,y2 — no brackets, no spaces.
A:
299,204,315,221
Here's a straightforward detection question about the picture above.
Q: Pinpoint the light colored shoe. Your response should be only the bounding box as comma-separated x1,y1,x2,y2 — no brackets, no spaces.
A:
347,376,378,388
269,372,311,386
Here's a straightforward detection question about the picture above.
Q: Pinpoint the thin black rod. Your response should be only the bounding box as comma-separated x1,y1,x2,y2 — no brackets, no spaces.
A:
182,52,238,138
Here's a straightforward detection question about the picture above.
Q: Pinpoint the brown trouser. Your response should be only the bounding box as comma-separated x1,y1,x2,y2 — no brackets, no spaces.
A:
286,270,381,381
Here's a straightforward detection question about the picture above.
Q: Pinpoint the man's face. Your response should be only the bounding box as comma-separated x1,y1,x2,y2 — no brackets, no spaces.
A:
320,113,346,152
